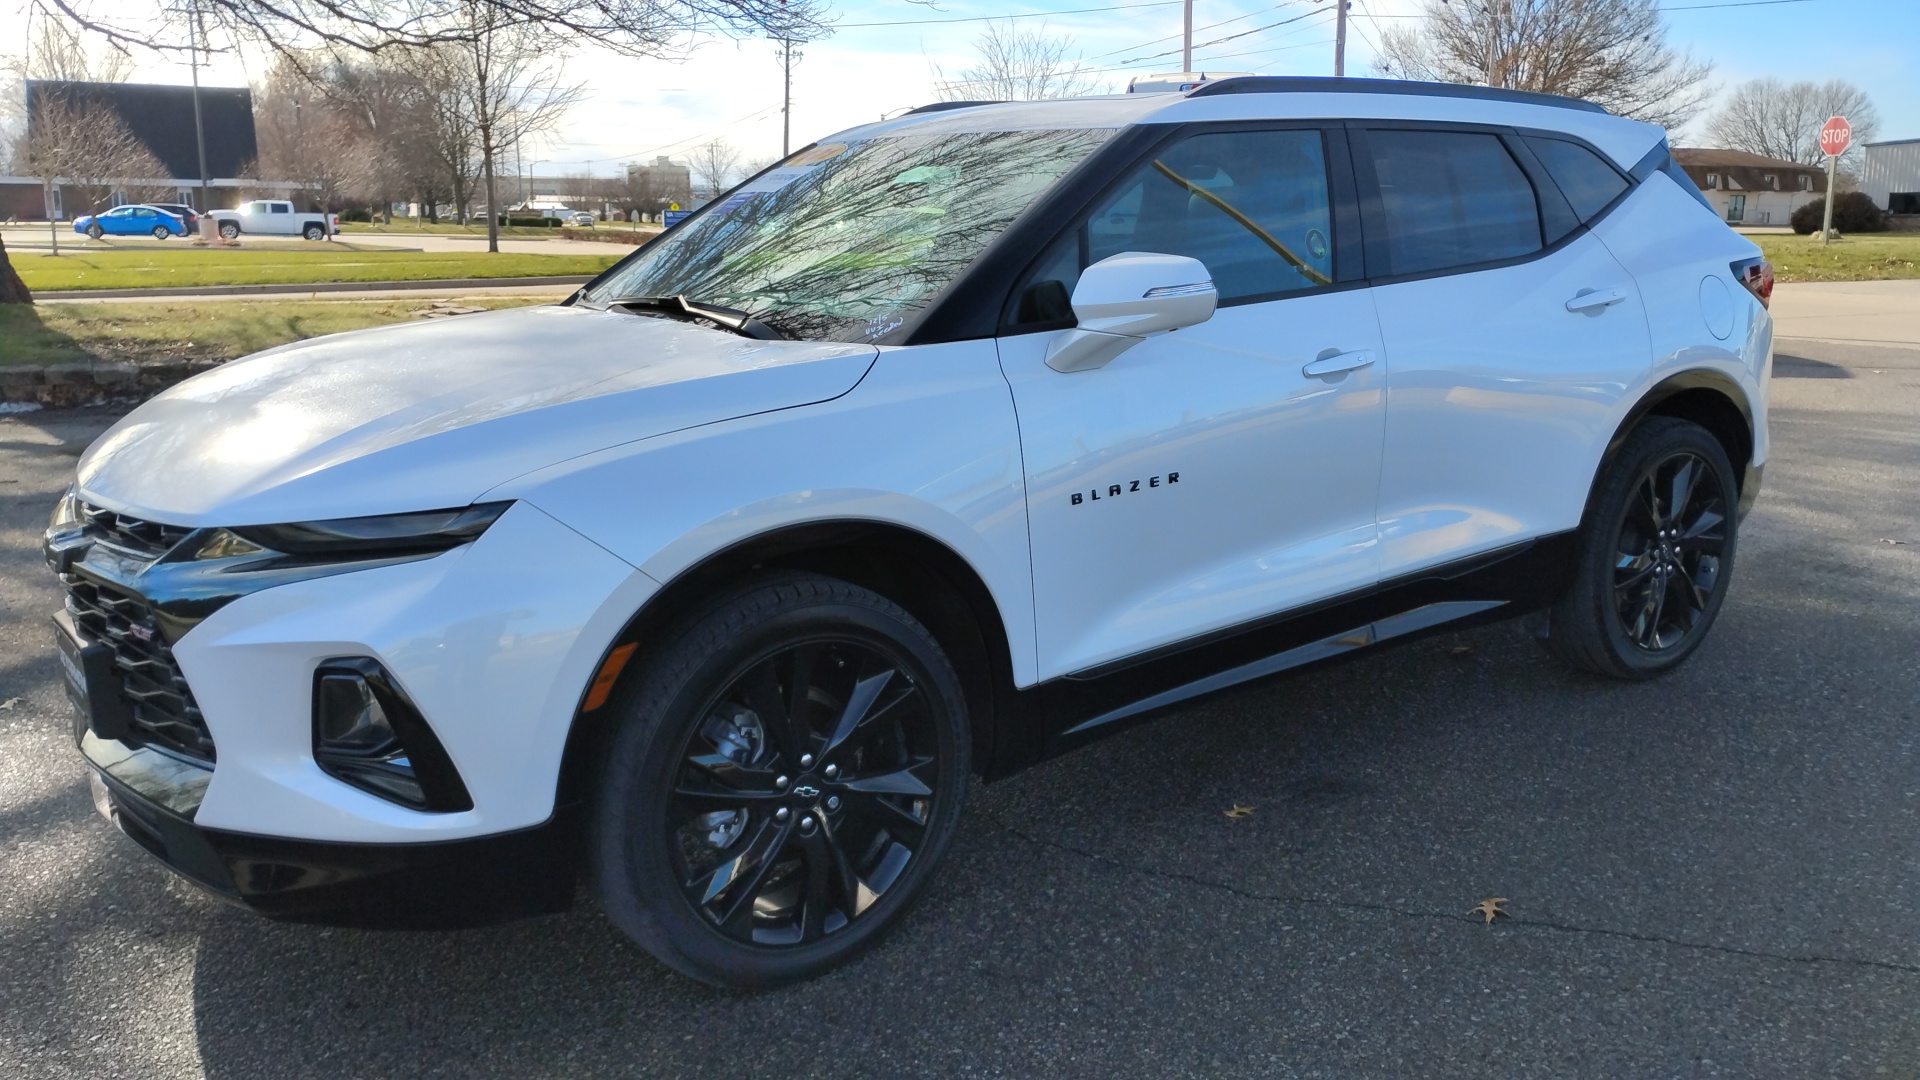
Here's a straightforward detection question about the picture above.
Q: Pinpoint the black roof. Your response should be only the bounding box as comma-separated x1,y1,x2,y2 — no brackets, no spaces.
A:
24,80,259,180
1187,76,1608,115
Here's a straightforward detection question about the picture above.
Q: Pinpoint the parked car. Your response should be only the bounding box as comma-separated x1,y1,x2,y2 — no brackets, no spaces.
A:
565,211,595,227
206,200,338,240
71,204,187,240
46,77,1771,990
149,203,202,235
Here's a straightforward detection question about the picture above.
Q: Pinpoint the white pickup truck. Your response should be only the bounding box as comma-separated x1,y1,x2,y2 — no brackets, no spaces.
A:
208,200,339,240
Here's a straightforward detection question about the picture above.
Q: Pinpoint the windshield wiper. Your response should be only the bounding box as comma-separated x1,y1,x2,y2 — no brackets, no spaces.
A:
603,294,784,340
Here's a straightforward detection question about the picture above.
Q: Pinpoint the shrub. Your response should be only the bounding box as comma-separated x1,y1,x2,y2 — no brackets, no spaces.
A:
340,208,372,223
499,215,560,228
1791,191,1888,235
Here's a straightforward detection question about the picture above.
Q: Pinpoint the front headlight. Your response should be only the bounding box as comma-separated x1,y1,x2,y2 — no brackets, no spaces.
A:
231,502,512,558
48,484,82,536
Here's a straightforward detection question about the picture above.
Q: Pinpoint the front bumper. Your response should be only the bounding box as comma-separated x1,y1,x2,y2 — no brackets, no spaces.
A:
84,731,579,929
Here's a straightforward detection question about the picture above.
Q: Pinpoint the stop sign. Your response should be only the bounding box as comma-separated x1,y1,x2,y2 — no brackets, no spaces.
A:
1820,116,1852,158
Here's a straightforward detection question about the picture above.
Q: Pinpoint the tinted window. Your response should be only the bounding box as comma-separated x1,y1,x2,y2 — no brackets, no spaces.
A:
1366,130,1541,276
1010,128,1335,323
272,203,291,214
1526,137,1629,223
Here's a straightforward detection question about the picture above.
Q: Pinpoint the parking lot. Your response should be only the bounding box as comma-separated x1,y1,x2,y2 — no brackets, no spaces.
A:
2,297,1917,1077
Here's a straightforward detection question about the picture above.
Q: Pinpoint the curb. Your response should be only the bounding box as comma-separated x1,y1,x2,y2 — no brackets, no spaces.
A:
31,275,595,301
1,358,226,408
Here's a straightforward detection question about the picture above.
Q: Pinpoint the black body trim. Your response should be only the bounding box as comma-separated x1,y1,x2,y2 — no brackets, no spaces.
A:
89,759,577,929
1027,532,1581,760
1186,76,1608,115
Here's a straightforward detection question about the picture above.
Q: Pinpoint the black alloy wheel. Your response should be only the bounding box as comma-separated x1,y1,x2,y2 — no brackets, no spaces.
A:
1545,416,1740,679
592,573,969,989
669,637,941,948
1610,451,1727,651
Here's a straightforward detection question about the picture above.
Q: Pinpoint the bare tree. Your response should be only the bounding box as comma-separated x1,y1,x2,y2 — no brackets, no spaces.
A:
15,96,170,254
254,58,367,212
690,139,742,198
2,12,137,174
932,21,1100,102
1376,0,1714,130
1705,78,1878,172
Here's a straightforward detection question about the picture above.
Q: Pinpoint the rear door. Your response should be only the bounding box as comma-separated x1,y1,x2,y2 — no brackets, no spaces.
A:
267,202,297,234
998,125,1388,678
1353,124,1652,580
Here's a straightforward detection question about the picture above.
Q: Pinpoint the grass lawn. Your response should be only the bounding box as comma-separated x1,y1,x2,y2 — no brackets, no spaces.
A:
13,248,619,292
0,298,548,367
1754,233,1920,283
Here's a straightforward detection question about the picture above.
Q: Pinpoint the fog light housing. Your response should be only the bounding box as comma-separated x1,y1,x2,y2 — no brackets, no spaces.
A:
313,658,473,812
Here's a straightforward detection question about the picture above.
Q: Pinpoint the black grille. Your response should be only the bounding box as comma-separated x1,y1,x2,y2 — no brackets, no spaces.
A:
79,502,195,559
62,573,215,763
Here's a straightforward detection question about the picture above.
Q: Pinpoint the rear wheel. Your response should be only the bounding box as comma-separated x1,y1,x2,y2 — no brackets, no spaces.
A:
592,572,970,989
218,222,240,240
151,225,171,240
1544,416,1739,678
302,223,325,240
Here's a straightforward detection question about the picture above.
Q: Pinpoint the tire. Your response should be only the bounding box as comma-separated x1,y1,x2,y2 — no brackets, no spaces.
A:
1544,416,1739,679
302,224,324,240
219,222,240,240
591,572,970,989
152,225,171,240
86,224,103,240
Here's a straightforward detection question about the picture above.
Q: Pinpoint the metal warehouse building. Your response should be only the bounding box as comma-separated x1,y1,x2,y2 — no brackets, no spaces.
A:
1861,138,1920,215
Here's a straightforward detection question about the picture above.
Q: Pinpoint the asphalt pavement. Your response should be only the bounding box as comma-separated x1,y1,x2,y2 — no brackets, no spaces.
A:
2,309,1918,1076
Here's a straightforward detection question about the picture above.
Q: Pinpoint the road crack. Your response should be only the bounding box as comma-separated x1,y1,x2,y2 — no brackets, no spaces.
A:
979,807,1920,977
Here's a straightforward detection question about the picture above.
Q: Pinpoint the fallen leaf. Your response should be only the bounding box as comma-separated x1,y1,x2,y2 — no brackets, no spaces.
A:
0,697,18,710
1469,897,1509,924
1223,804,1256,821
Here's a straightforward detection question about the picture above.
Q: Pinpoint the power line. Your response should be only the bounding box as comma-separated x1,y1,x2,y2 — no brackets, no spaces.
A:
1083,2,1297,62
836,1,1182,29
1120,6,1332,65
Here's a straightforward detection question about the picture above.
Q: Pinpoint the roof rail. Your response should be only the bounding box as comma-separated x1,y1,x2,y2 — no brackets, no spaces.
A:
1186,76,1607,115
903,100,1006,116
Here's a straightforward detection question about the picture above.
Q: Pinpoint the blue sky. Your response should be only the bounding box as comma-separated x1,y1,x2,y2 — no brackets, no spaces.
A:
3,0,1913,173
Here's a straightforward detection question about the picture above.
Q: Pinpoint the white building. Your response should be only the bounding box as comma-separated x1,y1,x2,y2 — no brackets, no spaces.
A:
1673,148,1827,227
1860,138,1920,215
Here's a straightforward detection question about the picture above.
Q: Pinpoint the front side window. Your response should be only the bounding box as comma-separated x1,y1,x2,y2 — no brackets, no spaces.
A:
1009,128,1335,327
1525,136,1629,223
581,128,1114,342
1366,130,1541,277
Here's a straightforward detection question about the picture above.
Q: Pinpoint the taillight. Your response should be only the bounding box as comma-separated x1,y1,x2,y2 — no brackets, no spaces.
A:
1732,257,1773,309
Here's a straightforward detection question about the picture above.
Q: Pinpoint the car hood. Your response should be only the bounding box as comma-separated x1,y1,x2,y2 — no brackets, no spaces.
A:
77,305,878,527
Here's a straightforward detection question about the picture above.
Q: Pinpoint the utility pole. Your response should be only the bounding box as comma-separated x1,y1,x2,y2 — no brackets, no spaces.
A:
1182,0,1193,72
189,3,211,213
1334,0,1348,76
782,36,792,157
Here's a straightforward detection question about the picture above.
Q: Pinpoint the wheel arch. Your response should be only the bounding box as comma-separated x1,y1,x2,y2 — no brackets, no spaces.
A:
1594,369,1756,516
553,519,1028,814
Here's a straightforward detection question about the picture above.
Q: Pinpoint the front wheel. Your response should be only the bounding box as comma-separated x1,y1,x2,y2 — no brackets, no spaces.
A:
591,573,970,989
218,222,240,240
86,223,103,240
1544,416,1739,679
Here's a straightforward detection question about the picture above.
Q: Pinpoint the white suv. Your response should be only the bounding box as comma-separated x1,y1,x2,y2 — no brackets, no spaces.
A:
46,78,1771,988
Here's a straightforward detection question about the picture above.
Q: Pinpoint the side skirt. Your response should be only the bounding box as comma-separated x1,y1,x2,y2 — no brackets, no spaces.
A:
1023,532,1578,762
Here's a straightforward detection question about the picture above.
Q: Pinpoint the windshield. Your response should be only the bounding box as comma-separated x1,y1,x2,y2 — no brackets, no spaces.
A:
581,127,1115,342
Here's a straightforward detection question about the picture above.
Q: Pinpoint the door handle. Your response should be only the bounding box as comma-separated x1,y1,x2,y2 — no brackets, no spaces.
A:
1301,349,1376,377
1565,288,1627,314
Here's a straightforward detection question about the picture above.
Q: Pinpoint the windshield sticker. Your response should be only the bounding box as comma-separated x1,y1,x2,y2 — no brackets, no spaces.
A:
786,143,847,167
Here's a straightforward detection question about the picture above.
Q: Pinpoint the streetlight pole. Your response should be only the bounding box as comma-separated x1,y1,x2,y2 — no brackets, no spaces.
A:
782,36,793,158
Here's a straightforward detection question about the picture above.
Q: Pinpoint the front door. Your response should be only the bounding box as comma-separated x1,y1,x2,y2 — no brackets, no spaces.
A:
998,126,1388,679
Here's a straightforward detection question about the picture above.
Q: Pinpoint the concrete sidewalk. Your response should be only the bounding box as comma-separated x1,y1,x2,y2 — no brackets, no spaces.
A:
1770,279,1920,348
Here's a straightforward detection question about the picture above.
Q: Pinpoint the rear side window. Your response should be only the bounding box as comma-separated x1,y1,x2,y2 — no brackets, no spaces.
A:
1365,130,1541,277
1009,128,1336,325
1526,137,1629,223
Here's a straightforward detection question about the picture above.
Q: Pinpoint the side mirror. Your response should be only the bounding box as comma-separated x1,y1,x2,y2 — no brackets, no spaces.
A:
1045,252,1217,373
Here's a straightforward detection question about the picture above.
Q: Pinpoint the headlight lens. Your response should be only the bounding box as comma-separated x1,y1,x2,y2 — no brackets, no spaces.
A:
48,484,82,535
232,502,512,557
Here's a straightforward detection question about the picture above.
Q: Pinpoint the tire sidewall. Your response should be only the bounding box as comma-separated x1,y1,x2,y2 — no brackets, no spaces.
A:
1587,422,1740,675
220,223,239,239
594,585,970,989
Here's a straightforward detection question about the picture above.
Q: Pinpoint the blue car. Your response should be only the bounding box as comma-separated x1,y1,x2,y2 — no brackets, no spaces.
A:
73,204,188,240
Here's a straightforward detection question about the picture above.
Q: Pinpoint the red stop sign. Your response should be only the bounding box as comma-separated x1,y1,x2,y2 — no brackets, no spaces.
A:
1820,116,1852,158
